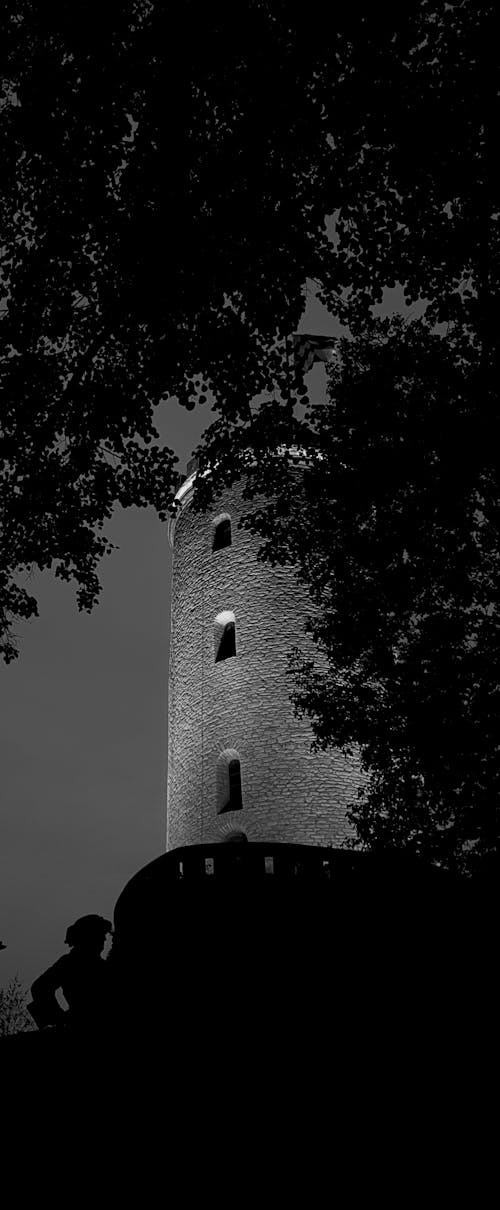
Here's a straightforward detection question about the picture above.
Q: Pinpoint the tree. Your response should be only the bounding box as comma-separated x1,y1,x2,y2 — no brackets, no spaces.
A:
1,2,495,659
190,315,499,875
0,974,35,1035
2,3,498,866
0,0,330,659
182,0,499,874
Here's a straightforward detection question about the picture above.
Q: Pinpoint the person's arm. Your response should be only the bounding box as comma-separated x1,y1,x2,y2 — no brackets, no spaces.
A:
28,958,69,1028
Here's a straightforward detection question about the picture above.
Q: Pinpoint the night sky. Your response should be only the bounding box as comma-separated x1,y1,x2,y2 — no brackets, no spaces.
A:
0,397,210,991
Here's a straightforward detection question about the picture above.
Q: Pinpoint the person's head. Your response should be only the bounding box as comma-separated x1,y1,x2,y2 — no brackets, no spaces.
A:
65,914,113,954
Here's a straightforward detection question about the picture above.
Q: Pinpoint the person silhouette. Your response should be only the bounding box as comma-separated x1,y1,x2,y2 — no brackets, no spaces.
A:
28,915,112,1032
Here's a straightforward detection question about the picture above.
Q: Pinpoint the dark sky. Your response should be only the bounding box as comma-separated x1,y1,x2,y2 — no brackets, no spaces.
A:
0,286,410,993
0,398,211,990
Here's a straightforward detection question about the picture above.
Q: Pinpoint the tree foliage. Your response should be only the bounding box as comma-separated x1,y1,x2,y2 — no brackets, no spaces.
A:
0,974,35,1035
1,1,494,659
0,0,332,658
1,2,498,865
191,316,499,874
182,0,499,873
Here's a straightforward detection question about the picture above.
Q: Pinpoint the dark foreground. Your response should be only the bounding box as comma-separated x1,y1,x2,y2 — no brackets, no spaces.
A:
2,849,496,1188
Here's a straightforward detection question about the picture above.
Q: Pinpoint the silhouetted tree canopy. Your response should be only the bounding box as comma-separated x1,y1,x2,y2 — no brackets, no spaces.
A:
192,314,499,874
184,0,498,875
1,1,494,661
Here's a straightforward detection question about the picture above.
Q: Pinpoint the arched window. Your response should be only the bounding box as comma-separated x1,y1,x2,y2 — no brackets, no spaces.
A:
216,750,243,814
214,611,236,662
227,759,242,810
222,831,247,843
212,515,232,552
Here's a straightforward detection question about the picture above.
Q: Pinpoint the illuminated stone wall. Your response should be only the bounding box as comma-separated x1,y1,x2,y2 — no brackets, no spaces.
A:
166,459,363,851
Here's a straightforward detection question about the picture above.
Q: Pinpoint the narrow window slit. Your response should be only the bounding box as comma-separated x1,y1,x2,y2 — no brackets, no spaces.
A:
216,750,243,815
212,517,232,551
214,611,237,663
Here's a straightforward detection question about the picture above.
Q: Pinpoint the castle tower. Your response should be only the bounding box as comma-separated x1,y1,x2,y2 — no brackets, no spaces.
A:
108,454,455,1021
109,449,456,1025
166,448,363,852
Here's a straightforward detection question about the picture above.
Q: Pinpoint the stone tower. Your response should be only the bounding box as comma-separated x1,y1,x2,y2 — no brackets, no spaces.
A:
109,449,455,1036
166,449,362,852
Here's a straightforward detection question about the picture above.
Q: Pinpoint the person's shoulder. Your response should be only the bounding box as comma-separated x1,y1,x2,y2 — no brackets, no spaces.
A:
30,952,69,992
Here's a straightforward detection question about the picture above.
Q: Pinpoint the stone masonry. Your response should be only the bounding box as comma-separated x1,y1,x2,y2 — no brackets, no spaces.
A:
166,454,363,851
